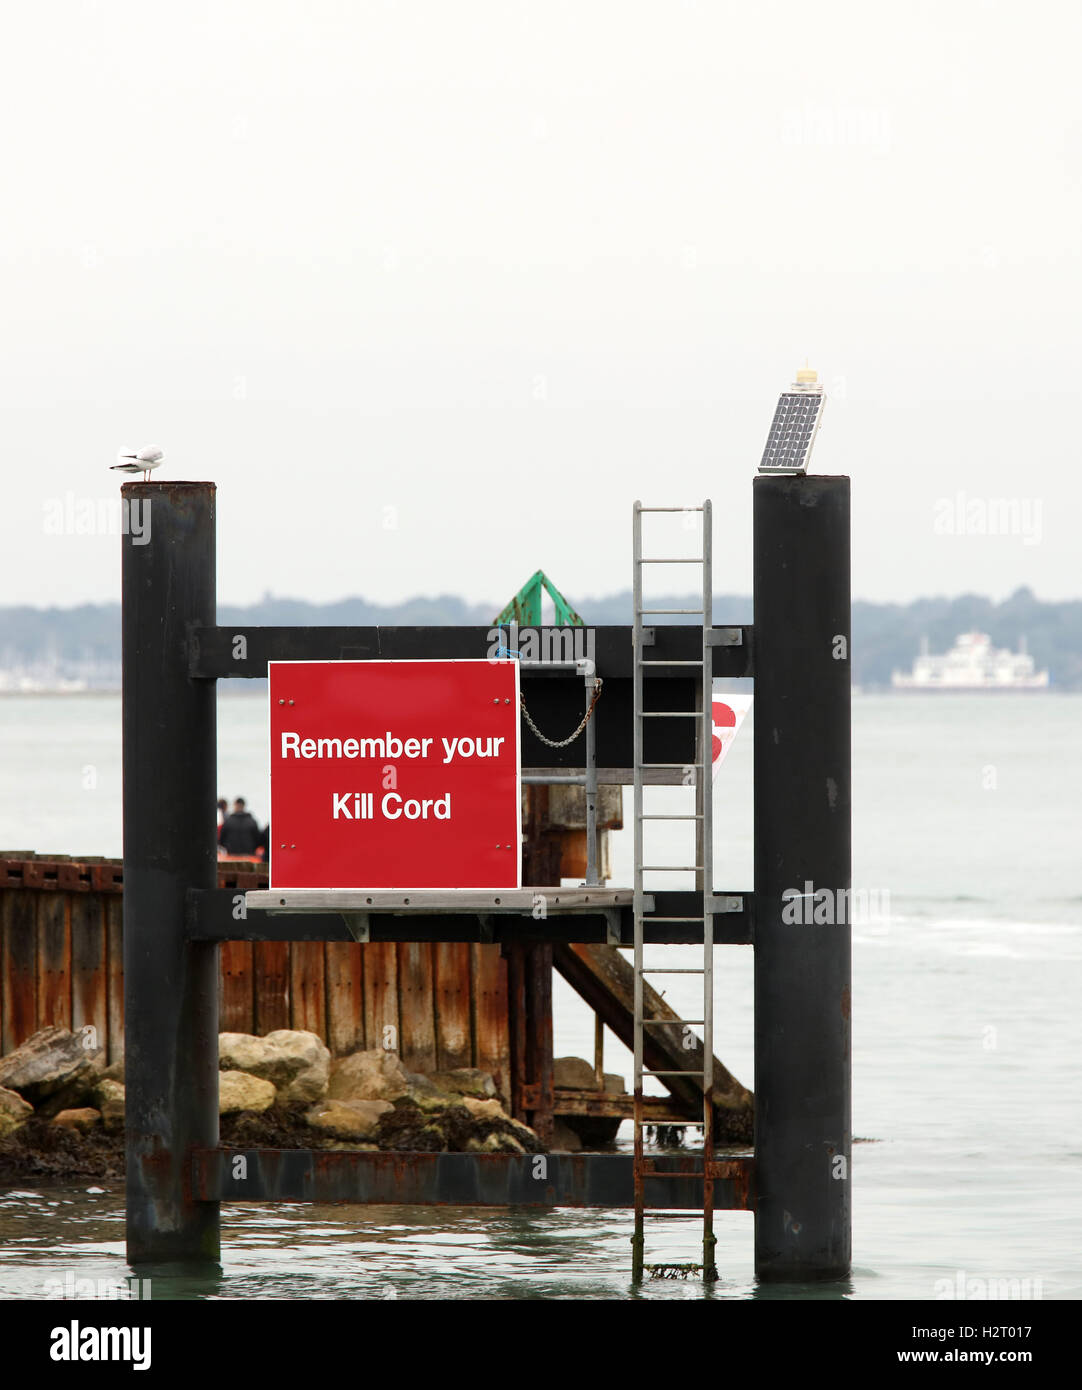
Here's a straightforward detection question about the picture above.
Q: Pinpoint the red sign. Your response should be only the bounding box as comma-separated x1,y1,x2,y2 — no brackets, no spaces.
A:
268,660,520,889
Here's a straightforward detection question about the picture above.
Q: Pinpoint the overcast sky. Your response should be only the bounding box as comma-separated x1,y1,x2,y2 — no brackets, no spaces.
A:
2,0,1078,611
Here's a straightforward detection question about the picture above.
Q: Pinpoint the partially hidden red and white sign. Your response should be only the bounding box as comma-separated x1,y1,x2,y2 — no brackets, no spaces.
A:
268,660,521,890
711,694,753,777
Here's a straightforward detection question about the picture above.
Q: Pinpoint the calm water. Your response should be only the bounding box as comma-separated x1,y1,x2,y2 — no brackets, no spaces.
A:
0,692,1079,1299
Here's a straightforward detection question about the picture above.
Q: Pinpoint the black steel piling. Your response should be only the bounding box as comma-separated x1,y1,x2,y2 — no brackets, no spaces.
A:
122,481,221,1264
752,474,852,1281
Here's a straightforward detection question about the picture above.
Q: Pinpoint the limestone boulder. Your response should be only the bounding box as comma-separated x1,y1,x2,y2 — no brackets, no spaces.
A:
53,1108,102,1134
553,1056,596,1090
428,1068,497,1099
218,1030,330,1105
304,1099,392,1141
401,1073,466,1112
94,1079,126,1133
218,1070,276,1115
327,1049,411,1104
459,1096,508,1123
0,1026,102,1105
0,1086,34,1138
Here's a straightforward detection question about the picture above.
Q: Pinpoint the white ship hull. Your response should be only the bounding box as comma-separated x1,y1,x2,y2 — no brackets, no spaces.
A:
891,632,1049,692
890,675,1050,692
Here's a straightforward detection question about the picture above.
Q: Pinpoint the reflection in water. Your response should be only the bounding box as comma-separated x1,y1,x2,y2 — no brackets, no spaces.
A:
0,1185,769,1301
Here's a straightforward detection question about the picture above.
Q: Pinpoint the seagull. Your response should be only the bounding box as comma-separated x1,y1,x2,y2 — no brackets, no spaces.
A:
111,447,164,482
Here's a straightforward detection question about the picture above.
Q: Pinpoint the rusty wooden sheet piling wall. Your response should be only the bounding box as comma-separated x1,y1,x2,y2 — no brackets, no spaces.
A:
0,855,510,1088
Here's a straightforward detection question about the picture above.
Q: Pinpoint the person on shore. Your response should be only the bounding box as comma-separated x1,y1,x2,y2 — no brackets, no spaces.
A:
219,798,262,857
216,799,227,837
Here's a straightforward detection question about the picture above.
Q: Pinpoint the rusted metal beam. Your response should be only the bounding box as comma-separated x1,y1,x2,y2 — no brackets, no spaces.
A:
0,855,263,895
552,1089,698,1124
526,942,554,1145
186,889,754,945
191,1148,756,1210
507,942,528,1123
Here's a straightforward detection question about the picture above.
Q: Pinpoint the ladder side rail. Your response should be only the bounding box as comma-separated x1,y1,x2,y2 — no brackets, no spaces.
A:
631,501,646,1281
701,499,717,1280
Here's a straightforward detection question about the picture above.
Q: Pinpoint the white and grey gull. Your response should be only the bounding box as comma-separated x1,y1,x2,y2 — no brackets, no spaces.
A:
111,447,164,482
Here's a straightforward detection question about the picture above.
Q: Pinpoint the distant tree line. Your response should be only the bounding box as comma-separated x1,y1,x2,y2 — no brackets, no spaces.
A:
0,585,1078,689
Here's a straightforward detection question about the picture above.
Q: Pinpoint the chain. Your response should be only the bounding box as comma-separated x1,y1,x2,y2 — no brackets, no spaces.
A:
519,678,603,748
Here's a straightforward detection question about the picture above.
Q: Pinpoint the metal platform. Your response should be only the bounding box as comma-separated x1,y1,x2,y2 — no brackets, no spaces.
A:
190,886,752,945
246,887,639,914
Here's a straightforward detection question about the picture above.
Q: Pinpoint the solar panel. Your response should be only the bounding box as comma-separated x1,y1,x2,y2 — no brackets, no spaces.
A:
758,388,826,474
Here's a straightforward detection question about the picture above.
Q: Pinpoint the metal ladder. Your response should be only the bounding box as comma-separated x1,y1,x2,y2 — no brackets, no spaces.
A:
631,500,716,1283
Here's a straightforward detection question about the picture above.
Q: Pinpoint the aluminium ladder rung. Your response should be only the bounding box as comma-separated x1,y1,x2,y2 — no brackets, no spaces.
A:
643,966,706,973
636,557,705,564
640,814,703,821
639,711,700,718
639,762,704,770
643,1018,705,1027
642,917,707,924
640,659,705,667
649,1069,706,1078
637,607,704,614
641,865,704,872
637,506,705,513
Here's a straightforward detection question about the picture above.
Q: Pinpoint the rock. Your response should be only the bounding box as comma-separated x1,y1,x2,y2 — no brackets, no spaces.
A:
374,1087,544,1155
94,1079,126,1133
53,1108,102,1134
467,1131,525,1155
33,1064,107,1119
0,1086,34,1138
218,1030,329,1106
506,1117,541,1146
553,1056,597,1090
459,1096,508,1123
603,1072,626,1095
0,1026,102,1105
327,1049,411,1104
304,1099,392,1140
100,1057,125,1084
428,1068,497,1099
218,1070,276,1115
401,1076,465,1112
551,1120,583,1152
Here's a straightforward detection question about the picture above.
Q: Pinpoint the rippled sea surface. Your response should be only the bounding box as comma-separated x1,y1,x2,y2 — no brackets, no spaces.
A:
0,692,1079,1299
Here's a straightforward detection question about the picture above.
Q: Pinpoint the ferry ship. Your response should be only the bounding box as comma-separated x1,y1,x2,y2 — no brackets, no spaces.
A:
891,632,1049,692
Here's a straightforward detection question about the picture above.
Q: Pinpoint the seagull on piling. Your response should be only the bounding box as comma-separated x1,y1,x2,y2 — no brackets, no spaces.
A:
111,447,164,482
